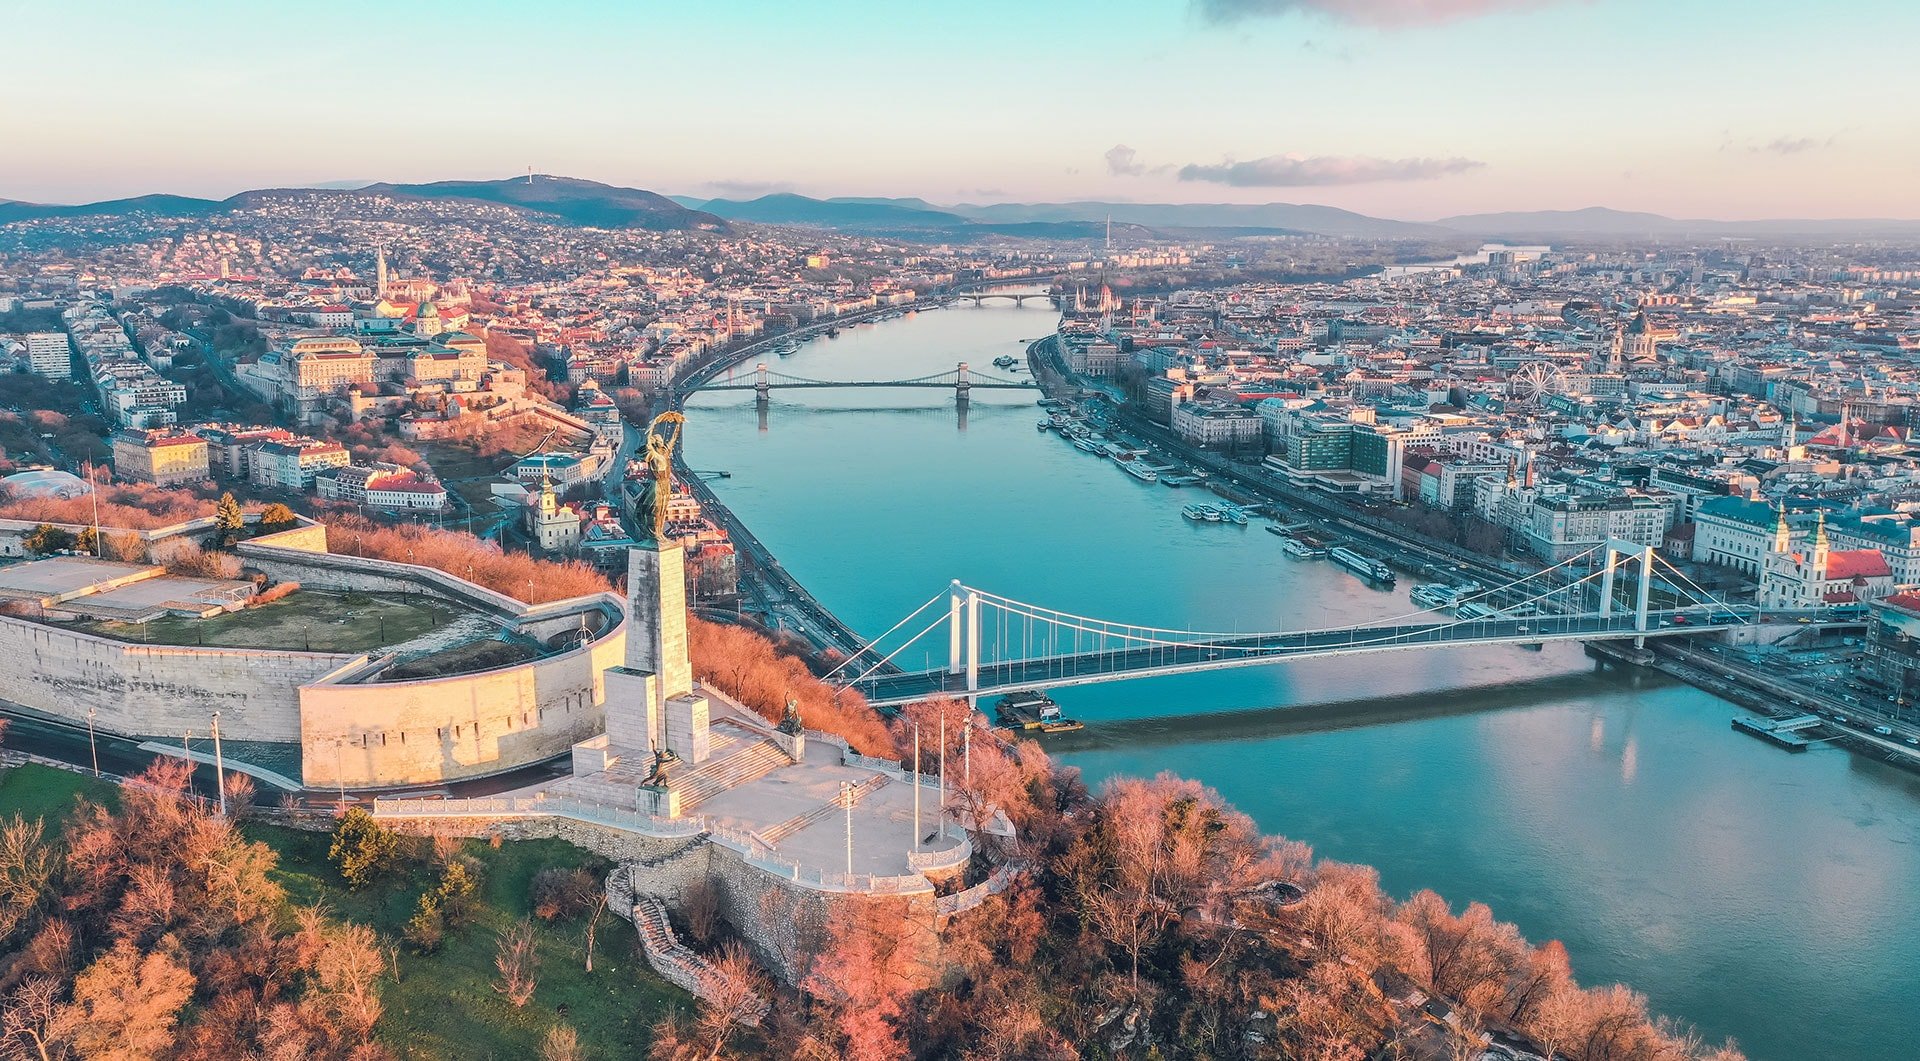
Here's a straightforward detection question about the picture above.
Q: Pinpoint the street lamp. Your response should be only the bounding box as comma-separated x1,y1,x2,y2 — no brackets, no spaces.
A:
842,780,854,878
335,737,346,808
210,711,227,817
85,707,99,778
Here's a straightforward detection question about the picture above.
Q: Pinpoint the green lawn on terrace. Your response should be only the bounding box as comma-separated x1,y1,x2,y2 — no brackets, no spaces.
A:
0,765,688,1059
251,824,689,1059
0,762,117,832
70,590,467,653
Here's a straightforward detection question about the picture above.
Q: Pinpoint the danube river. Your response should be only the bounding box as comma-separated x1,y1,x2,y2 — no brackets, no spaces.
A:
685,294,1920,1060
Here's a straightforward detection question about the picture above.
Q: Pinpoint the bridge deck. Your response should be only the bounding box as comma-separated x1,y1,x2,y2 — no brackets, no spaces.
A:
698,381,1035,391
852,612,1761,705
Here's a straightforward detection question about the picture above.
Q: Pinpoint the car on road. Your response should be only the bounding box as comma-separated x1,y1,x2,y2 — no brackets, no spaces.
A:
1873,725,1894,736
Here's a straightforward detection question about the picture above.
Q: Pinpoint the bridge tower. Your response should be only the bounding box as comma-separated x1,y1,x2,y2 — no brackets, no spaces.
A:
947,580,979,692
1596,539,1655,640
753,362,770,406
955,361,971,405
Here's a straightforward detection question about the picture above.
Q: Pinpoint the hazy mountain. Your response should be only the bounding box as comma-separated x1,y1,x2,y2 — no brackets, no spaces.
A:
697,193,969,231
0,193,222,224
1435,206,1920,239
0,177,726,232
829,196,944,212
360,176,727,231
940,200,1435,239
13,179,1918,243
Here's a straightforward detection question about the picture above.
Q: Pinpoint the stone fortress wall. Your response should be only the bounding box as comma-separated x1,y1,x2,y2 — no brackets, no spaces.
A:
0,519,628,790
0,618,350,743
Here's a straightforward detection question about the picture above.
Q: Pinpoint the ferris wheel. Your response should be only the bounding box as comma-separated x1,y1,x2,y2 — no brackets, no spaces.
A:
1508,361,1567,405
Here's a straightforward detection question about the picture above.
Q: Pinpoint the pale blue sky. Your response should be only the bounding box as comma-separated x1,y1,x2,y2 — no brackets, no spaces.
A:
4,0,1913,218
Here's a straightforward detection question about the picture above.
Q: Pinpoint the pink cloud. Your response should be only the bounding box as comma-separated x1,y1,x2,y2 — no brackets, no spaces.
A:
1196,0,1580,26
1177,153,1485,186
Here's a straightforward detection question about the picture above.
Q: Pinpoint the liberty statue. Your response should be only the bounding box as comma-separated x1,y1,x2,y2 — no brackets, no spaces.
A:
633,411,685,544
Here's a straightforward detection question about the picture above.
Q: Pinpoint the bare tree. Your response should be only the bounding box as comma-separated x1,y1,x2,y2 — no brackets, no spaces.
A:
314,921,386,1036
0,815,55,944
0,977,74,1061
493,917,539,1007
583,892,608,973
694,941,766,1058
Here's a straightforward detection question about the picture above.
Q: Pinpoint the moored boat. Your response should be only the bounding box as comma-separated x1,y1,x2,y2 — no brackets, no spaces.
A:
1330,546,1396,583
995,690,1083,732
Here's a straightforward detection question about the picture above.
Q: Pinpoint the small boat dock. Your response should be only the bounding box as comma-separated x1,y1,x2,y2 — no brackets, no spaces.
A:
1731,714,1823,751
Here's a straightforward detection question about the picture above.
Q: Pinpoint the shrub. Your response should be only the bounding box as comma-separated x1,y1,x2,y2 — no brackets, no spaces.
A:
158,541,243,580
22,524,75,555
328,808,401,890
0,482,233,531
258,502,297,530
405,892,445,953
247,581,299,607
322,513,611,604
531,866,600,923
687,617,895,756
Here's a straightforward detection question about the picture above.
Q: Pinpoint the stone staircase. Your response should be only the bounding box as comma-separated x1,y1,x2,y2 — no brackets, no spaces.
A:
631,895,768,1025
759,773,892,847
670,735,792,813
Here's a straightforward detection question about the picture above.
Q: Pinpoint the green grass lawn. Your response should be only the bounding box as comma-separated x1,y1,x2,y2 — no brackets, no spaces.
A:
250,823,689,1060
72,590,467,653
0,763,117,830
0,765,686,1060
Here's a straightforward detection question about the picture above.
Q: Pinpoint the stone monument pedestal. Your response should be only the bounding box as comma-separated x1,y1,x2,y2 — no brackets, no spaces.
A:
601,666,661,756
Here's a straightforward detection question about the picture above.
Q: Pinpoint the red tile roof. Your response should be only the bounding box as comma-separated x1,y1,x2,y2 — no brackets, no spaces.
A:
1826,549,1891,580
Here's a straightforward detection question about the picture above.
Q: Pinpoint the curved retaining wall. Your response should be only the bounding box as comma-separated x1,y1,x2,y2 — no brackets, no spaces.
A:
0,616,351,742
300,625,626,790
2,521,629,790
235,526,631,789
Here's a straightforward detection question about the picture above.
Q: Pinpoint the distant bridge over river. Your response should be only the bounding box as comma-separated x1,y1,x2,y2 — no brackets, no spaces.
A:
691,362,1036,401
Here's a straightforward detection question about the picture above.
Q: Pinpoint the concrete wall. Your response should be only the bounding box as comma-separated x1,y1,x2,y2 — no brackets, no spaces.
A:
300,626,628,789
0,512,323,560
0,615,351,741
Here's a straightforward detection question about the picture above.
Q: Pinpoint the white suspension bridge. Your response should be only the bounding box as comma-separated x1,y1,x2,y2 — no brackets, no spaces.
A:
824,541,1829,708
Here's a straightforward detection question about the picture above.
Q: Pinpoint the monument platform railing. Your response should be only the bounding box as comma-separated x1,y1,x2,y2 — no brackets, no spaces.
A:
370,795,706,837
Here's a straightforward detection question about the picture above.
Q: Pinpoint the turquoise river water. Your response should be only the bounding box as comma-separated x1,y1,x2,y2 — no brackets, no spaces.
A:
685,294,1920,1060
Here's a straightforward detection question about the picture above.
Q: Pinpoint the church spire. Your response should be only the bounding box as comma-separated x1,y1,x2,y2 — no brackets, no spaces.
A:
1773,504,1792,554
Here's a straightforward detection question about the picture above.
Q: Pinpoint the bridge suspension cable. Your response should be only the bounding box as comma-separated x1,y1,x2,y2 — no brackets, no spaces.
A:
818,587,953,682
963,542,1610,650
830,540,1756,700
967,561,1621,663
